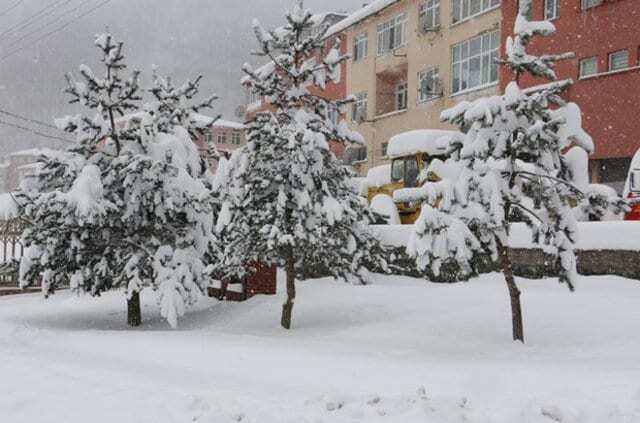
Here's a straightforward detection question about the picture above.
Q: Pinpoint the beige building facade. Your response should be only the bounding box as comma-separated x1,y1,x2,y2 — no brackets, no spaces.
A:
333,0,502,175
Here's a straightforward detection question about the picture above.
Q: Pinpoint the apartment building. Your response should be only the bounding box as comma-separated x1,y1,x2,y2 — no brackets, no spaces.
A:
501,0,640,193
194,120,246,172
329,0,501,175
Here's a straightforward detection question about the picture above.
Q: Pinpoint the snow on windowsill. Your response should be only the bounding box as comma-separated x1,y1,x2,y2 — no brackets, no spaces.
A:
449,81,499,99
417,95,442,105
449,5,501,29
376,44,408,59
579,65,640,82
374,108,407,121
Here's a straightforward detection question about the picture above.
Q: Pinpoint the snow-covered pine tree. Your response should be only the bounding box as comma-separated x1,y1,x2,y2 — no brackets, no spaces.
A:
17,33,218,328
396,0,592,342
216,1,387,329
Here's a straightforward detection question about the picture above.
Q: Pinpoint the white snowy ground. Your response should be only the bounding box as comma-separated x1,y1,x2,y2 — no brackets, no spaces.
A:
1,273,639,423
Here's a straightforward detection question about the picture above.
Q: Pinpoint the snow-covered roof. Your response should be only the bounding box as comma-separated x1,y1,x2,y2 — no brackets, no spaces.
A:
213,120,245,130
8,148,58,158
387,130,463,159
0,193,19,220
325,0,400,38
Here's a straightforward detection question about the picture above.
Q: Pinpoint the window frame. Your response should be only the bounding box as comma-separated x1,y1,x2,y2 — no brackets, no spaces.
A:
231,131,241,145
419,0,441,32
451,30,500,95
395,82,408,111
544,0,559,20
377,13,408,56
352,92,368,122
381,142,389,157
353,32,368,62
418,67,441,103
579,56,598,78
608,50,629,72
581,0,603,10
452,0,501,25
217,133,227,145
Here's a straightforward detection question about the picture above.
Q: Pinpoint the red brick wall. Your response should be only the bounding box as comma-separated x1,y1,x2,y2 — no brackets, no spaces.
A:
500,0,640,160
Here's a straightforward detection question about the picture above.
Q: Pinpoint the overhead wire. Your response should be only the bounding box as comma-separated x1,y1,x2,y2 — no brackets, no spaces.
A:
0,0,112,62
0,0,98,51
0,108,59,130
0,0,70,39
0,119,73,143
0,0,24,18
0,0,74,44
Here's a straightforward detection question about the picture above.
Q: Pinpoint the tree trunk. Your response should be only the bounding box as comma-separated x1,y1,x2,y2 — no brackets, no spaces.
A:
127,291,142,327
497,238,524,343
280,255,296,330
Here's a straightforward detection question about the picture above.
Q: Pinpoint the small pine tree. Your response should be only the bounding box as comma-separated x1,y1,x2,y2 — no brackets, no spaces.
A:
397,0,593,342
17,34,218,328
216,1,387,329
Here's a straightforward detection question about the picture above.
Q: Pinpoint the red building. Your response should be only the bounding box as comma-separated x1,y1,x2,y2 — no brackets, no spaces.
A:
242,12,349,159
193,119,246,172
501,0,640,192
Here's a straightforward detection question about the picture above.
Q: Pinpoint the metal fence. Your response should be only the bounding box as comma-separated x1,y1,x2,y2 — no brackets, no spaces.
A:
0,218,25,287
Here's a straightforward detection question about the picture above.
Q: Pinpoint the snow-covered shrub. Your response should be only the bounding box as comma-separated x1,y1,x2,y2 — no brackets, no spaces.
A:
575,184,629,222
216,2,387,329
16,34,219,328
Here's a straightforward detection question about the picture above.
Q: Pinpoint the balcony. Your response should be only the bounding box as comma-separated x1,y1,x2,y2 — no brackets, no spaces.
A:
375,64,408,118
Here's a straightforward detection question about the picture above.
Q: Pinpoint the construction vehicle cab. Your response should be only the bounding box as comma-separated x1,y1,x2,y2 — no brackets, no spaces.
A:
366,130,463,224
624,148,640,220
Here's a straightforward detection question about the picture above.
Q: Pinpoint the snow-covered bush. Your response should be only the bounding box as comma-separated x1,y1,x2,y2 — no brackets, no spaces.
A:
575,184,629,222
216,2,387,329
16,34,219,328
396,0,596,342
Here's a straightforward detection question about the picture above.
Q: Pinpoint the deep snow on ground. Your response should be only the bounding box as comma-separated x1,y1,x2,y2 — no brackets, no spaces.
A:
1,273,639,423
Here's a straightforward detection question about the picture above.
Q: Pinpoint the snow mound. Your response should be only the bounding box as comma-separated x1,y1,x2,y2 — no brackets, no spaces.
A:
370,194,401,225
364,165,391,188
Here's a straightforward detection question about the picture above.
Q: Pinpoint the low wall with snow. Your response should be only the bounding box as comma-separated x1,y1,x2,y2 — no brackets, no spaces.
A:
372,222,640,280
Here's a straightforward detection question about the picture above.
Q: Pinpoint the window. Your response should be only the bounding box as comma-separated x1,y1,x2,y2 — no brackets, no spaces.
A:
381,142,389,157
405,158,419,188
217,133,227,144
205,132,213,143
327,104,339,126
248,88,260,105
345,146,368,164
396,83,408,111
353,32,368,62
391,158,419,187
352,92,368,122
609,50,629,72
544,0,559,20
451,30,499,94
579,56,598,78
391,159,404,182
377,13,408,55
419,0,440,32
418,67,441,102
452,0,500,24
231,132,241,145
582,0,602,10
